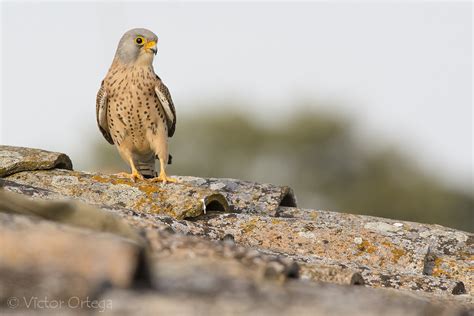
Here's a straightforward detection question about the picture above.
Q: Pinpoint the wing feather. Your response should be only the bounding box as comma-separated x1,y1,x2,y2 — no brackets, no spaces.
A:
96,81,114,144
154,76,176,137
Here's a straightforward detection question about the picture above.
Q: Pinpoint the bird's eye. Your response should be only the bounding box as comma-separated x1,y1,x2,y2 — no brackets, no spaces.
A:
135,37,144,45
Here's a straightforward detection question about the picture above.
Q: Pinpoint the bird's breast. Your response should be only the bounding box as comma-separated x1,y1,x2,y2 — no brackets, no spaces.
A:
106,68,166,152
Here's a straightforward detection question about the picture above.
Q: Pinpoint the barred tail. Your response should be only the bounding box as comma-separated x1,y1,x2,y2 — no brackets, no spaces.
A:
136,156,156,179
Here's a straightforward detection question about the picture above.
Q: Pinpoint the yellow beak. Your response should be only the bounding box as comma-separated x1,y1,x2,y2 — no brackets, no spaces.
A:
145,41,157,55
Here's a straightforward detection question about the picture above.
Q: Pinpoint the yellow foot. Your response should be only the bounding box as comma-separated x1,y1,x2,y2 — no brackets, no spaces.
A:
149,174,177,184
115,171,144,182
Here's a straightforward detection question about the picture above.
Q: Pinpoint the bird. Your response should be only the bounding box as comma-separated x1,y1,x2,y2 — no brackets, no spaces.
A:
96,28,177,183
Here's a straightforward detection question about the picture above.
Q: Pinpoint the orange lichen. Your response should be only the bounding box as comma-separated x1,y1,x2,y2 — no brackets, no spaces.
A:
134,197,148,210
271,218,282,225
90,174,176,215
241,218,259,234
357,240,376,254
138,184,161,195
91,175,133,186
432,258,448,277
381,241,406,263
391,248,406,263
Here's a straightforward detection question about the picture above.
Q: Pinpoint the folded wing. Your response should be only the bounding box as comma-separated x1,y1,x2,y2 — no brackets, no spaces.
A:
154,76,177,137
96,81,114,144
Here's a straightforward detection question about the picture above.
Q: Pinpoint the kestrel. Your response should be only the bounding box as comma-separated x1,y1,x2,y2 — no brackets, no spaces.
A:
96,28,176,183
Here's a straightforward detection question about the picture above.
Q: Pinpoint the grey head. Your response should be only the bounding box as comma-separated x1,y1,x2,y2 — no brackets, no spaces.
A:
115,28,158,65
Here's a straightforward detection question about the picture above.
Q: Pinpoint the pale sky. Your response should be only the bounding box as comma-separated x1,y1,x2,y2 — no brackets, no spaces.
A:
1,1,472,189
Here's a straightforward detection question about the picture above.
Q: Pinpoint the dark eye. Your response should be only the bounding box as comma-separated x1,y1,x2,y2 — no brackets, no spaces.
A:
135,37,144,45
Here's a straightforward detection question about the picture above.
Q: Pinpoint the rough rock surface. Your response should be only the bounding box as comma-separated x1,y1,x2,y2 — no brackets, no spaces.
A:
0,212,142,302
0,145,72,177
0,146,472,315
175,175,297,214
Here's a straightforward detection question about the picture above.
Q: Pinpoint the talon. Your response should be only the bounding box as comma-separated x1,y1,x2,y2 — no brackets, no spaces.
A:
149,173,177,184
114,171,144,182
131,170,145,182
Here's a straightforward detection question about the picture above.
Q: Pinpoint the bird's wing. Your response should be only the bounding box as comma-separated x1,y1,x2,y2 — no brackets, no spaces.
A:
154,75,176,137
96,81,114,144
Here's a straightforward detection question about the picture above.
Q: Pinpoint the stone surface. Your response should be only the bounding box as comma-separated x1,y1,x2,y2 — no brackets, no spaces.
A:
97,279,465,316
4,172,296,220
0,212,142,304
0,145,473,315
187,211,472,300
275,207,473,294
0,145,72,177
175,175,297,214
0,189,143,243
6,169,229,219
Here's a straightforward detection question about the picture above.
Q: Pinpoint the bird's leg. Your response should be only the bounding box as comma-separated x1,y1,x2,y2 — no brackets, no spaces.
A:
128,158,145,182
115,158,144,182
152,170,177,184
150,157,177,184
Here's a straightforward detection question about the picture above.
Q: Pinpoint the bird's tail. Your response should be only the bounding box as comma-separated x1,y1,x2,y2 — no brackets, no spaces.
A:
135,155,156,179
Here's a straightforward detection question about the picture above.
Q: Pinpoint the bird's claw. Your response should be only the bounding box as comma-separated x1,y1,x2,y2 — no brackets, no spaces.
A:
149,174,177,184
115,171,144,182
131,172,145,182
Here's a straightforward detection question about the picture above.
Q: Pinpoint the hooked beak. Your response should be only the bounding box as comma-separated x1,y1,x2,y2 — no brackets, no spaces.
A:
145,40,157,55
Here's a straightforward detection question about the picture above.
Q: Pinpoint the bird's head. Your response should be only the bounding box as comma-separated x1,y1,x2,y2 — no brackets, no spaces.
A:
115,28,158,66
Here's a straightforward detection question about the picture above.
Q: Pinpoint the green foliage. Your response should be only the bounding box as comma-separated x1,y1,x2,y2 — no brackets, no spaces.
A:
91,109,473,232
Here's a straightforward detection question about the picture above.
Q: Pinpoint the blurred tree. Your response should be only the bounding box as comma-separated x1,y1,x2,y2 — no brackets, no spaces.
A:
90,107,473,232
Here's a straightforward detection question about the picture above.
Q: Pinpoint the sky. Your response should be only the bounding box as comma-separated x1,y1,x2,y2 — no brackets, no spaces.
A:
1,1,472,190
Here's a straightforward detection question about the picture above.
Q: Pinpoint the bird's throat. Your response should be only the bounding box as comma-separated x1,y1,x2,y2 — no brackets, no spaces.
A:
135,52,155,67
